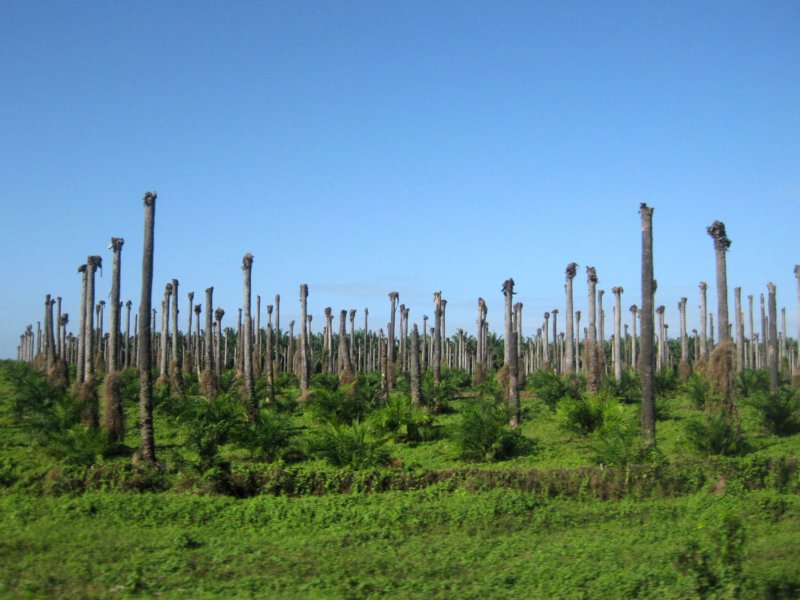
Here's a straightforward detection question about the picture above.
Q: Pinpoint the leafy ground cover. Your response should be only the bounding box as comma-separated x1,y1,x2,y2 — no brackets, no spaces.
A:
1,360,799,598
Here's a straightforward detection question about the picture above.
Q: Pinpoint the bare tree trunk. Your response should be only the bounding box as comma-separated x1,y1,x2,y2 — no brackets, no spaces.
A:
410,324,421,405
170,278,183,392
338,309,354,385
433,292,442,385
706,220,735,412
138,192,157,462
242,253,256,421
639,204,656,449
612,287,624,380
768,283,779,395
299,284,310,397
104,238,125,442
503,279,520,427
699,282,709,360
202,287,218,399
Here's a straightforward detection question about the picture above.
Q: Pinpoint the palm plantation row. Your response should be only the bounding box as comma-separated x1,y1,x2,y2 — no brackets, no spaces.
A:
13,194,800,462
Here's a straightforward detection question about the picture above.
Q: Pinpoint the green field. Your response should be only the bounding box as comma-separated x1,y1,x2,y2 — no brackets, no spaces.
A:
1,361,799,598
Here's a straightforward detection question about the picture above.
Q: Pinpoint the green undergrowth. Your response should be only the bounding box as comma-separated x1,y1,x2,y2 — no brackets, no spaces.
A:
1,488,799,598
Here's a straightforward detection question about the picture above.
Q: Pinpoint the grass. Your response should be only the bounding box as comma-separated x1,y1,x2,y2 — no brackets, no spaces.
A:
1,489,799,598
2,360,800,598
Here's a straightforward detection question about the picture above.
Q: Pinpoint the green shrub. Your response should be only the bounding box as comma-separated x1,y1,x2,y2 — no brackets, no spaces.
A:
368,393,432,442
681,373,712,409
307,380,377,425
451,397,533,461
421,371,457,412
590,421,642,467
41,424,116,467
736,369,770,398
311,420,391,468
685,410,748,456
236,410,305,462
746,388,800,436
180,393,246,470
602,370,641,404
677,512,746,598
526,369,575,409
655,369,678,398
556,393,608,435
310,373,340,391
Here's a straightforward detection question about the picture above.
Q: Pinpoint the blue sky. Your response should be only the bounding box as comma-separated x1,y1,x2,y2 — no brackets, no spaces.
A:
1,1,798,358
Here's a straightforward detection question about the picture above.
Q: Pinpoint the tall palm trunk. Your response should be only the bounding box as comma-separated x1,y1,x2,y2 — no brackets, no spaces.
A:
699,282,709,361
734,287,745,373
349,309,357,371
748,294,755,369
170,278,182,392
629,305,638,370
612,287,623,380
184,292,194,374
410,324,421,405
794,266,800,384
241,253,256,421
564,263,577,373
193,303,202,375
337,310,354,385
678,296,691,380
767,283,779,395
388,292,399,388
433,292,442,385
202,287,218,399
299,284,310,398
157,283,172,382
104,237,125,442
214,308,225,376
138,192,157,462
639,203,656,450
706,220,735,412
586,267,600,392
43,294,56,373
502,278,520,427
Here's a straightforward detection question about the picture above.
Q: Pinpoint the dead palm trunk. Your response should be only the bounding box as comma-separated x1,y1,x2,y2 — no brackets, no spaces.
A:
564,263,577,373
193,303,202,375
433,292,442,385
388,292,399,388
612,286,623,380
214,308,225,376
138,192,157,462
337,310,354,385
241,253,256,421
43,295,56,374
502,278,520,427
630,304,639,371
794,266,800,385
299,284,310,398
79,255,102,427
103,237,125,442
170,278,183,392
699,282,709,362
157,282,172,383
639,203,656,450
706,220,735,412
410,324,421,405
201,287,218,399
678,296,691,380
349,309,357,371
734,287,745,373
767,283,779,395
183,292,194,374
586,267,600,392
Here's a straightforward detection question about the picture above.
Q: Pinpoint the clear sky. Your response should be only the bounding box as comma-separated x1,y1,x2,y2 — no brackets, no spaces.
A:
1,1,798,358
